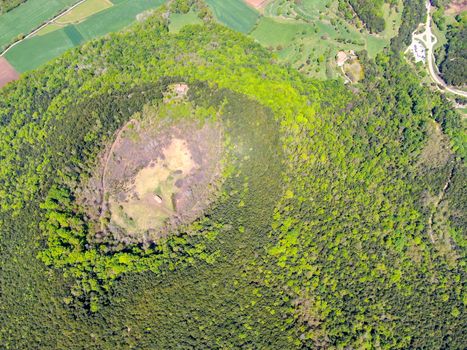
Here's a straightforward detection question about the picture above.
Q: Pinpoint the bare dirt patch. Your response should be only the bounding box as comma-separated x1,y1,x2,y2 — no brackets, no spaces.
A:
244,0,271,11
445,0,467,15
80,103,224,244
343,58,364,83
0,57,19,88
418,121,452,169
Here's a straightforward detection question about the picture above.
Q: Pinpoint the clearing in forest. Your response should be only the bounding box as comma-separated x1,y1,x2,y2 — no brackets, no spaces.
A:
81,99,224,244
169,11,203,33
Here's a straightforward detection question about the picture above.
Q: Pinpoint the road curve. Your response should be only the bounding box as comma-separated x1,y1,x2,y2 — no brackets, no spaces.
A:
414,1,467,98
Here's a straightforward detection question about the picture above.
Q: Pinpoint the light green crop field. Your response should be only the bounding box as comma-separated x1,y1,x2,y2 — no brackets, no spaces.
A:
4,28,75,72
0,0,77,50
169,11,203,33
36,23,63,36
205,0,259,33
75,0,164,40
5,0,164,72
55,0,112,24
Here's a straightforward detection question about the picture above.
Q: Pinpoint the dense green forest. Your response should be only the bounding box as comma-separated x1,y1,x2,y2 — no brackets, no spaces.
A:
0,1,465,349
391,0,426,51
0,0,26,13
338,0,395,33
438,13,467,87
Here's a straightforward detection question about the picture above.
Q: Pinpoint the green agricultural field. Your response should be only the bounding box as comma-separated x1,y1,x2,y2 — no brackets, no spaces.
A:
4,27,75,72
169,11,203,33
0,0,77,51
35,23,63,36
5,0,164,72
75,0,164,40
55,0,112,24
204,0,259,33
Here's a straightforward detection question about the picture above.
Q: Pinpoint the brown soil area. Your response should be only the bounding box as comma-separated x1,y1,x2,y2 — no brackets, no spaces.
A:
0,57,19,88
244,0,271,10
446,0,467,14
343,59,364,83
80,104,224,244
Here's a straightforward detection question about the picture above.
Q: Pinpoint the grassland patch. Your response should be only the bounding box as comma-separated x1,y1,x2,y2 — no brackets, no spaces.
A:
169,11,203,33
35,23,64,36
251,17,308,47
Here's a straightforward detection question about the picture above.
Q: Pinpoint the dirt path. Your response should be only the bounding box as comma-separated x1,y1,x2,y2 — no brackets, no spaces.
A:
0,0,85,57
427,164,455,243
99,119,137,221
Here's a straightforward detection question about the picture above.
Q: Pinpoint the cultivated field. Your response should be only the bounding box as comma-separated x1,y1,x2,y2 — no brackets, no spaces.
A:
4,28,76,72
0,0,76,50
55,0,112,24
4,0,164,72
244,0,271,11
0,57,19,88
205,0,259,33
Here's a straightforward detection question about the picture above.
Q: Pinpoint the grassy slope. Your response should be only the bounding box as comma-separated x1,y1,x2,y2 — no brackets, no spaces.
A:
0,0,77,50
251,17,308,47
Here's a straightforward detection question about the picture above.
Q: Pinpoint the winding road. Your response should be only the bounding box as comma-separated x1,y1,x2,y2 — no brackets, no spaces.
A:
412,1,467,98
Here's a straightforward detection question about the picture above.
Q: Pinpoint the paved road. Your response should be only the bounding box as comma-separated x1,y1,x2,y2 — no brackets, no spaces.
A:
0,0,85,57
413,1,467,98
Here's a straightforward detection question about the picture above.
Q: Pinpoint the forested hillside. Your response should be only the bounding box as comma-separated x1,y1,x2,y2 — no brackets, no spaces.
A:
0,2,465,349
339,0,388,33
439,13,467,87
